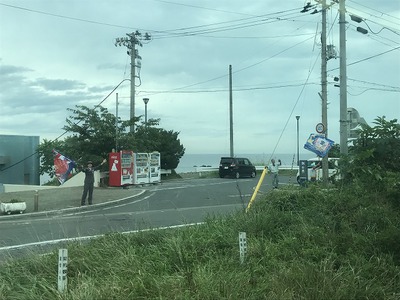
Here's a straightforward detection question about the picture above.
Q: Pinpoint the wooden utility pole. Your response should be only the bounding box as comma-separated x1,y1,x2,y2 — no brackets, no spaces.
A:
229,65,234,157
321,0,329,185
339,0,348,155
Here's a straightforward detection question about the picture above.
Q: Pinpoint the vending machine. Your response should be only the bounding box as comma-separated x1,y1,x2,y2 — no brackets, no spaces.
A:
149,152,161,183
108,150,134,187
133,153,149,185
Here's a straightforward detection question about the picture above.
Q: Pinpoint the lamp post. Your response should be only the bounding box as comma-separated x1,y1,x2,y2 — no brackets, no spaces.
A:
296,116,300,166
143,98,149,126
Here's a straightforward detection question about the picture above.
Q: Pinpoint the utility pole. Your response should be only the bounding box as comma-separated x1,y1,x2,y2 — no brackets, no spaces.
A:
115,31,151,133
115,93,119,151
296,116,300,166
229,65,234,157
321,0,329,186
339,0,348,154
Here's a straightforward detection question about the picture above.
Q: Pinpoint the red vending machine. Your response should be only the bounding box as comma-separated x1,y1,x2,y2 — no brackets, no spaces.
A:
108,150,134,187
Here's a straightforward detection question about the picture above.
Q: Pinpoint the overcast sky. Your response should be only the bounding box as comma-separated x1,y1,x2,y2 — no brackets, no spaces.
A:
1,0,399,156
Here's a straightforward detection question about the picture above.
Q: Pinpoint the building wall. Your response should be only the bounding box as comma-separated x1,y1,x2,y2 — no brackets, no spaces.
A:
0,135,40,185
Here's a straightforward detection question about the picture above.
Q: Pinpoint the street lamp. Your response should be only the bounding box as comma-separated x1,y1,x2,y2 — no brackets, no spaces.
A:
143,98,149,126
296,116,300,166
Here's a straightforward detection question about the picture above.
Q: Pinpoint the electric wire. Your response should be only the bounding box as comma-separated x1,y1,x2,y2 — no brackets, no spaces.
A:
347,0,400,25
1,1,397,174
0,2,137,30
139,34,315,98
327,46,400,72
0,2,311,41
0,79,131,172
268,50,321,162
152,12,316,39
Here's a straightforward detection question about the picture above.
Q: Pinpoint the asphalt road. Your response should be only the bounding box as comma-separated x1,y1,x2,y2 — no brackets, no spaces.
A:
0,175,295,262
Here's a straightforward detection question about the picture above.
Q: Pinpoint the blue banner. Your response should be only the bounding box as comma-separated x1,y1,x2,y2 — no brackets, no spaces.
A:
304,134,334,158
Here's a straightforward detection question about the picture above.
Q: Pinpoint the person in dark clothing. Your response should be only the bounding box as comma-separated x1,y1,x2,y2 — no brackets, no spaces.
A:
81,159,106,205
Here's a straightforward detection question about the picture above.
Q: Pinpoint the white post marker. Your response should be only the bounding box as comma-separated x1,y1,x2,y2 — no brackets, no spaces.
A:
58,249,68,293
239,232,247,264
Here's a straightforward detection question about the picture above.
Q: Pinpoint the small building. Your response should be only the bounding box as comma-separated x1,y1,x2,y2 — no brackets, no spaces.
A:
0,135,40,185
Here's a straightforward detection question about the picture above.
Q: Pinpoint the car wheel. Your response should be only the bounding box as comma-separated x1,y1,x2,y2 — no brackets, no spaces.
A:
234,172,240,179
219,174,224,178
251,171,256,178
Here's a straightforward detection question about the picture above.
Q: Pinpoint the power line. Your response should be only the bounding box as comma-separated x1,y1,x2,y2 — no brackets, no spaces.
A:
328,46,400,72
140,34,315,98
139,82,320,95
346,4,400,32
0,79,131,173
347,0,400,23
151,11,314,39
150,0,265,17
0,2,311,40
0,2,136,30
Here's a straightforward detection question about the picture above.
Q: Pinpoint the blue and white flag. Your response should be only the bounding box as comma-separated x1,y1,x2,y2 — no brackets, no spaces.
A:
304,134,334,158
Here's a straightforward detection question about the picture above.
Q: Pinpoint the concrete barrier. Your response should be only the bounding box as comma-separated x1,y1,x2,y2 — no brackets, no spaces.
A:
1,171,101,193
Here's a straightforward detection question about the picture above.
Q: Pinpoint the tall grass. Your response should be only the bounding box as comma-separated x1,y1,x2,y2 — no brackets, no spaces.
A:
0,185,399,299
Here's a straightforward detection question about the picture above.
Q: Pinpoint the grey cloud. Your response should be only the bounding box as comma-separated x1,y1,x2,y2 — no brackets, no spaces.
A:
0,64,33,76
34,78,86,91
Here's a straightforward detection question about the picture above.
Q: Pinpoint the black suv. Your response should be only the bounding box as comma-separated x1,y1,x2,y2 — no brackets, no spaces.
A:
219,157,257,179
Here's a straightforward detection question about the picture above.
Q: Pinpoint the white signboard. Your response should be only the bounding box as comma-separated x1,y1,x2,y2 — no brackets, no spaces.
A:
58,249,68,293
239,232,247,264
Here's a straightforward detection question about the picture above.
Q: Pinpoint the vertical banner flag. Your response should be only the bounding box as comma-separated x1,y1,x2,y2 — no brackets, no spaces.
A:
53,149,76,184
304,134,334,157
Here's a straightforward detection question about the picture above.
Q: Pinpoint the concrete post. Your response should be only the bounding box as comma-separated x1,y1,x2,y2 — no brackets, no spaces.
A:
34,190,39,212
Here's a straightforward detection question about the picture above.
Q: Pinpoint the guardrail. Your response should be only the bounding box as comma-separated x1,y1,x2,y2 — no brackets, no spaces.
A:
162,165,297,175
192,165,296,173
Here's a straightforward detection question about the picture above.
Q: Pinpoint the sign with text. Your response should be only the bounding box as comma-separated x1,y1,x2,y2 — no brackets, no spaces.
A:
58,249,68,293
304,134,334,158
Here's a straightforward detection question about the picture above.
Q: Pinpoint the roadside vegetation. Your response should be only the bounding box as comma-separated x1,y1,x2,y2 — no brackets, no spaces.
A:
0,117,398,299
37,105,185,180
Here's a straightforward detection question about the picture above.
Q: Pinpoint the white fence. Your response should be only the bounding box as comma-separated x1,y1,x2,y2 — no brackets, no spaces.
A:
192,165,295,173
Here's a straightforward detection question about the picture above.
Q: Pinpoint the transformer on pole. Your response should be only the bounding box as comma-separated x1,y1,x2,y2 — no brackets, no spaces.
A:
115,31,151,133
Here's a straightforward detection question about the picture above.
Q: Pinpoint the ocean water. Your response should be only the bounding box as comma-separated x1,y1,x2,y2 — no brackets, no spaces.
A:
176,153,315,173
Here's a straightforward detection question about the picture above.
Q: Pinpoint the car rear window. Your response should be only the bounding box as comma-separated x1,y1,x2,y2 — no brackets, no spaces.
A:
220,158,234,164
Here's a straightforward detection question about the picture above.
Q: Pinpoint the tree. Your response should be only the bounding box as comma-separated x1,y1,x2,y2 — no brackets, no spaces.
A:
341,116,400,201
38,105,185,178
328,143,340,158
62,105,127,164
351,116,400,173
134,119,185,169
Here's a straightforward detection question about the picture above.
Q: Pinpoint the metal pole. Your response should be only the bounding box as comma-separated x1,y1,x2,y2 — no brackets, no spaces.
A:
34,190,39,212
143,97,149,127
130,33,136,133
229,65,234,157
339,0,348,154
321,0,329,186
145,102,147,125
116,93,119,151
296,116,300,165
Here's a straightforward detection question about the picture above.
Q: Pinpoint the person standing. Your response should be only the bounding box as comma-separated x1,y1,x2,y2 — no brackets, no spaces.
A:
268,159,282,189
81,159,106,206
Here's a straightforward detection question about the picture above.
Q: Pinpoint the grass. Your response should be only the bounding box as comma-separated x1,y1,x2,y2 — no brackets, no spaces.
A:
0,184,399,299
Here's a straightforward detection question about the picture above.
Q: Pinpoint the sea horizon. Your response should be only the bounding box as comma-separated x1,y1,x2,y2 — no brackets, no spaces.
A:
176,153,315,173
